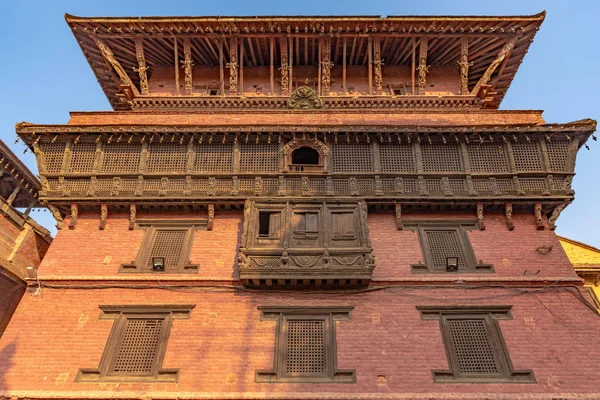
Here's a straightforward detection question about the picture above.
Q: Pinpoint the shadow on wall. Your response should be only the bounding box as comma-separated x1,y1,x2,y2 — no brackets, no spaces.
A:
0,340,16,392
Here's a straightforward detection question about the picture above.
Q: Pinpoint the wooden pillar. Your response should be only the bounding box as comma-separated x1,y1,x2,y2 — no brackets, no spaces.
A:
218,38,225,95
417,37,428,95
134,37,149,95
240,38,244,95
279,36,289,96
343,37,347,94
269,36,275,95
183,38,193,95
373,35,383,95
174,37,180,96
317,37,322,95
411,38,416,95
288,36,293,94
368,36,373,95
321,35,332,95
458,37,471,95
228,36,238,95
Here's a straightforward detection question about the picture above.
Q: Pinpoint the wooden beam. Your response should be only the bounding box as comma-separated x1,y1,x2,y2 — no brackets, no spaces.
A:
247,37,257,67
304,37,309,66
174,37,180,96
270,36,275,95
368,36,373,95
183,38,194,95
94,37,140,96
134,37,149,95
342,37,347,93
471,37,517,96
218,37,225,95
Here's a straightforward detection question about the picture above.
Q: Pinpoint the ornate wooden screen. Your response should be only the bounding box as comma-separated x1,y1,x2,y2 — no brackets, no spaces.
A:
467,142,509,173
240,141,279,172
421,143,463,172
511,141,543,171
101,141,142,172
193,141,233,172
256,307,355,383
76,305,194,382
38,140,65,173
331,143,373,173
147,142,188,172
379,143,416,172
418,306,535,383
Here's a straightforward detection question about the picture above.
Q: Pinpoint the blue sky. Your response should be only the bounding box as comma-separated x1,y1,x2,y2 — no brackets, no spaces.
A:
1,0,598,245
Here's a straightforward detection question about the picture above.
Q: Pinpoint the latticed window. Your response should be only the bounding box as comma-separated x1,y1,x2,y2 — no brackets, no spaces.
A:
255,307,355,383
511,141,542,172
331,143,373,173
121,221,205,273
418,306,535,383
76,305,194,382
39,140,66,173
406,222,493,273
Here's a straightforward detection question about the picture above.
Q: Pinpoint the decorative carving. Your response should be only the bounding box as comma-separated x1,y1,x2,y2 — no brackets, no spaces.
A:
291,255,321,268
159,177,168,196
254,177,263,196
513,176,525,195
39,176,49,196
442,177,452,196
277,176,285,196
418,176,428,196
232,176,240,195
182,38,194,95
288,86,323,109
93,37,140,96
111,177,121,196
208,177,216,196
69,203,78,229
134,176,144,196
86,176,97,197
505,203,514,230
395,203,402,230
48,204,64,230
241,200,251,247
59,177,70,197
301,176,309,195
534,203,545,230
373,37,383,94
99,204,108,230
477,202,485,230
564,176,574,194
349,177,359,196
359,200,372,248
134,37,149,95
129,204,136,230
207,204,215,231
547,202,568,231
466,175,477,196
279,37,289,96
395,177,404,194
472,37,517,95
489,177,501,195
227,36,238,95
456,38,472,95
326,176,334,196
375,176,383,196
320,36,333,94
183,175,192,196
416,38,429,95
331,256,362,267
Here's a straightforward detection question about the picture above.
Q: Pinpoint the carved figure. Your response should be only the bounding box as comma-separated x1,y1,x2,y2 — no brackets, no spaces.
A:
456,38,472,95
320,36,333,94
227,36,238,94
505,203,514,230
373,38,384,94
129,204,136,230
477,203,485,230
288,86,323,109
416,39,429,95
94,37,140,96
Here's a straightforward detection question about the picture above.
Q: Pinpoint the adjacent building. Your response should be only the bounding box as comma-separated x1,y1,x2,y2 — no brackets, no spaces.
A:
559,236,600,309
0,140,51,337
1,12,599,399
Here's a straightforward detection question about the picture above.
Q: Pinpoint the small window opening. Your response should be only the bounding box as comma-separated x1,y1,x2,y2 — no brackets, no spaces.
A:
209,89,219,96
258,212,272,237
258,212,280,239
292,147,320,165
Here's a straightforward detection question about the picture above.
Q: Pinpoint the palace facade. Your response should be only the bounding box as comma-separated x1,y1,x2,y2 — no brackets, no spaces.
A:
1,12,599,399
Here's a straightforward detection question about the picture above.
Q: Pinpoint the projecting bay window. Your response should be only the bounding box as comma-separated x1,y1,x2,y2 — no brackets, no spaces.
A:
76,305,194,382
405,221,493,273
255,307,355,383
120,220,205,273
418,306,535,383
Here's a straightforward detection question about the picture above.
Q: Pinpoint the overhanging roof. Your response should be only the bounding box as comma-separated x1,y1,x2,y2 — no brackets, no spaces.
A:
65,12,545,110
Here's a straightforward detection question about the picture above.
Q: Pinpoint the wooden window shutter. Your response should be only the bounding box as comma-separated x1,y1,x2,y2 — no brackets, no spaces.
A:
444,318,502,375
284,319,326,375
110,317,167,375
268,213,281,238
145,229,189,270
424,229,466,270
332,212,355,238
305,213,318,233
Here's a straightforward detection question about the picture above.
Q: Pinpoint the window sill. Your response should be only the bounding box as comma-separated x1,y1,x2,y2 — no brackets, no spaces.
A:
119,263,199,273
255,369,356,384
76,368,179,383
432,369,535,384
411,263,494,273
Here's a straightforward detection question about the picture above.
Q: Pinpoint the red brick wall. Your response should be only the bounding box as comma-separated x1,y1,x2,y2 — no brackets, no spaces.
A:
0,287,599,397
0,276,24,338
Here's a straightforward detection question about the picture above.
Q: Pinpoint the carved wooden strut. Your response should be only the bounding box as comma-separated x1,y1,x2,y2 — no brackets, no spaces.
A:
182,38,194,95
457,38,472,95
320,36,333,95
416,37,429,95
227,36,238,95
134,38,149,95
373,37,384,95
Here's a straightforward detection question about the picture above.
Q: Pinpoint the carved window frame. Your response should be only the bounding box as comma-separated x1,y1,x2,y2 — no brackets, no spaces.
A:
120,219,206,273
253,206,286,247
255,306,355,383
283,139,328,174
76,305,194,383
404,220,493,274
417,306,535,384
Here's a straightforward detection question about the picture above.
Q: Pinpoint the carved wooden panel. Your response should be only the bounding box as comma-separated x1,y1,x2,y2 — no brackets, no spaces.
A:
39,140,66,173
379,143,416,172
331,143,373,173
421,143,463,173
69,139,97,173
102,141,142,172
545,139,570,171
112,318,165,374
147,142,187,172
511,141,543,171
467,142,509,173
193,141,233,173
240,141,279,172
